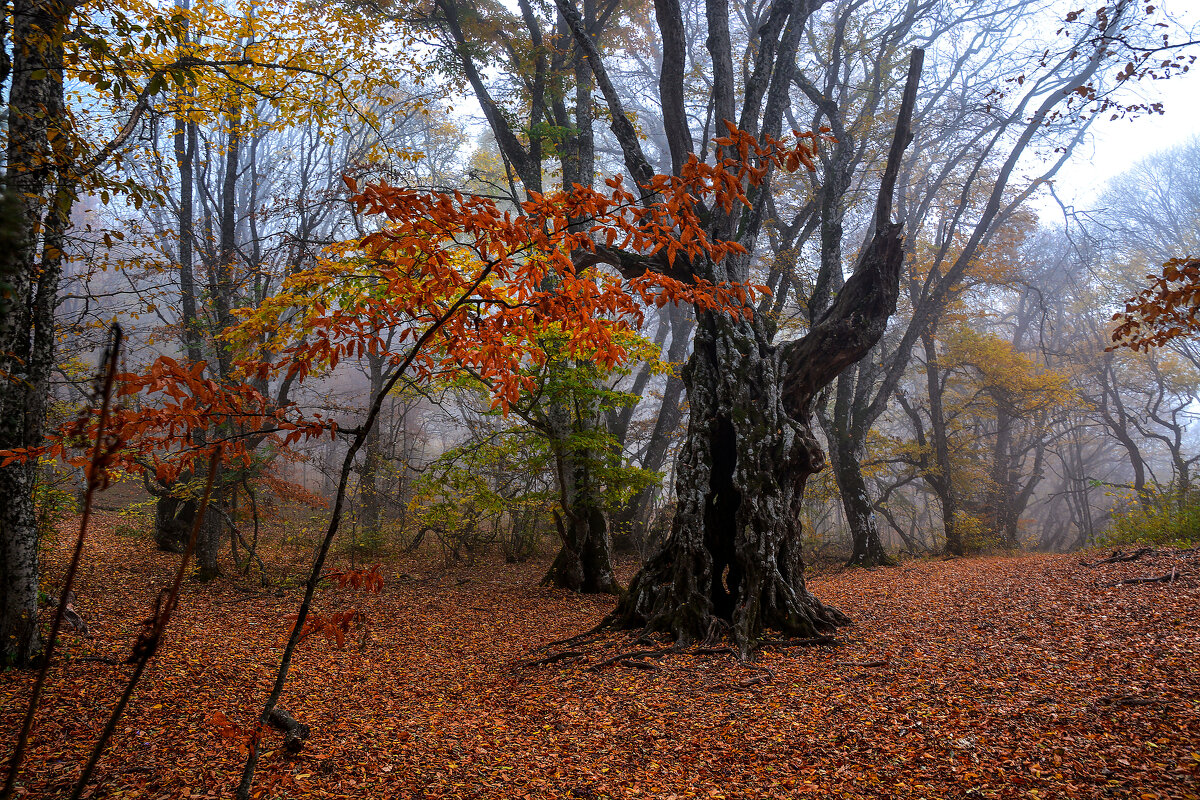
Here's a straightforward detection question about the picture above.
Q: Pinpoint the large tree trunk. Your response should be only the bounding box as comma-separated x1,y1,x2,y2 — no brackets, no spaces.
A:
154,491,221,577
194,495,223,581
611,48,921,655
988,403,1021,549
0,468,41,666
540,15,620,594
0,0,72,666
615,311,849,648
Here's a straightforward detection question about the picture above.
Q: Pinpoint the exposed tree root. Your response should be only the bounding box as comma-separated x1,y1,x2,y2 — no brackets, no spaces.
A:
528,621,612,655
519,650,586,669
588,649,671,671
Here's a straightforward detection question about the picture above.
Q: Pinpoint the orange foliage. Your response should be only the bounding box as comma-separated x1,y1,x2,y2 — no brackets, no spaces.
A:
3,126,820,487
1111,256,1200,350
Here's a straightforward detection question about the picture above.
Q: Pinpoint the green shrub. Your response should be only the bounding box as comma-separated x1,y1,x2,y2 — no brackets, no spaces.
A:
34,480,77,542
957,510,1003,553
1103,487,1200,547
114,498,156,538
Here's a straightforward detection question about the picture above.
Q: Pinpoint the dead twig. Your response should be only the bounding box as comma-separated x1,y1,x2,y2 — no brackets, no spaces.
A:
836,660,889,668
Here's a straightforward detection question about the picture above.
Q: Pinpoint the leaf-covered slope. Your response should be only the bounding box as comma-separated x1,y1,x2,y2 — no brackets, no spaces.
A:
2,519,1198,799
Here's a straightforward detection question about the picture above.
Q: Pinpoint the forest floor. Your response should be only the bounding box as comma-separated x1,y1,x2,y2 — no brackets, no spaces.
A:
2,512,1199,799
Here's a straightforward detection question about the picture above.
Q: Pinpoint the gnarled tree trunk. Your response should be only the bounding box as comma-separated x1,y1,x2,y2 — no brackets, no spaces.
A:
616,309,849,646
608,44,922,654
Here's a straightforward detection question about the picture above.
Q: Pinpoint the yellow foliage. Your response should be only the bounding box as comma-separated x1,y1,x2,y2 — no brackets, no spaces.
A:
941,324,1075,414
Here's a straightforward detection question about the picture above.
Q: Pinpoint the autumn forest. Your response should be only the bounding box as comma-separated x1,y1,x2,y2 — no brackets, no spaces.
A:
2,0,1199,797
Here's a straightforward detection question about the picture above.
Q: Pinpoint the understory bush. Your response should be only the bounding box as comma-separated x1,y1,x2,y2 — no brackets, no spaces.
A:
1103,487,1200,547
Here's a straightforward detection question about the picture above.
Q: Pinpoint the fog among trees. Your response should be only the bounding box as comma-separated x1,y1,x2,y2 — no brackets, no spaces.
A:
2,0,1199,797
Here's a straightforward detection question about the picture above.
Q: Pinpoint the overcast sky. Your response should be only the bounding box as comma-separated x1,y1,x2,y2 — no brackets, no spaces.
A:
1038,15,1200,219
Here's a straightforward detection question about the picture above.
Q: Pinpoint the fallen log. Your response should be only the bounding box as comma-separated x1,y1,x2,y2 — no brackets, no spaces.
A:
1101,567,1178,588
267,706,310,753
1084,547,1153,568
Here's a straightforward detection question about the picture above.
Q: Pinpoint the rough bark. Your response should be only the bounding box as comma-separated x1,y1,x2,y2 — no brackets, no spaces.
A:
543,402,620,594
194,492,223,581
154,492,221,578
0,0,72,666
267,706,310,753
545,486,618,594
615,307,851,649
0,468,41,666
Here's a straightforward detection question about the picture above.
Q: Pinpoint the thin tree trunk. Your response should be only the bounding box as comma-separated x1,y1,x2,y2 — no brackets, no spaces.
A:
921,326,962,555
358,356,386,543
821,367,891,567
612,304,693,551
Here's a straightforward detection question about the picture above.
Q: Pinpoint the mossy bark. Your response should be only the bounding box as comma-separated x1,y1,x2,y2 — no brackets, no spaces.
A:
544,451,619,595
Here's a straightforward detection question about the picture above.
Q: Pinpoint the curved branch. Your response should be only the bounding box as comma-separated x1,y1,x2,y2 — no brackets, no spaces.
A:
779,48,923,413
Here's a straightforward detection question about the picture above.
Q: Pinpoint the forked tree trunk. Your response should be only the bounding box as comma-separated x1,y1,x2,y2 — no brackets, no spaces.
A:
155,495,193,553
155,492,222,579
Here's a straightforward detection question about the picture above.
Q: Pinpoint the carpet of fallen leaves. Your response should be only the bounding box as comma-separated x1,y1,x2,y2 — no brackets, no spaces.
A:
3,514,1199,800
